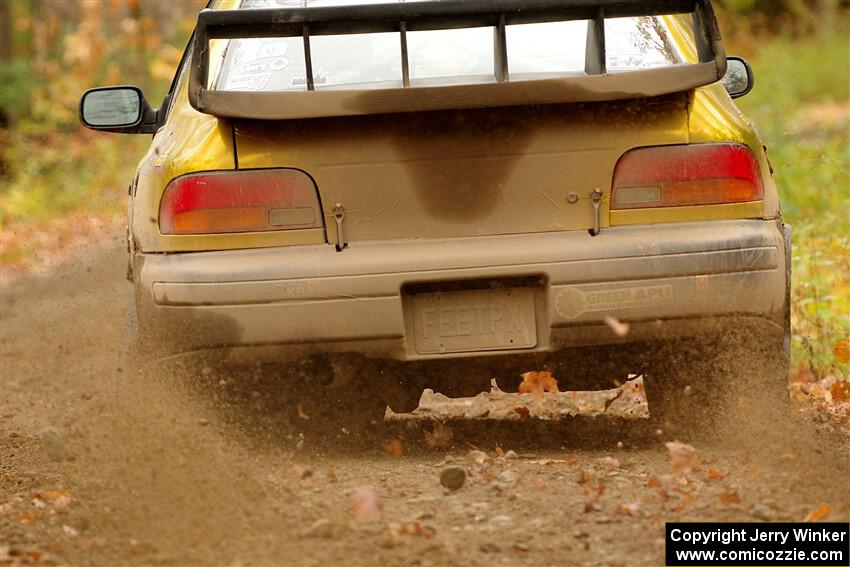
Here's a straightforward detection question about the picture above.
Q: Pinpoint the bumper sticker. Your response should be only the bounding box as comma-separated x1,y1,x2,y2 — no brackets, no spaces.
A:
555,284,673,320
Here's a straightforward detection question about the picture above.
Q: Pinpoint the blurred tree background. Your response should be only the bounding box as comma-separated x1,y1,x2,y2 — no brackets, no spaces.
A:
0,0,847,378
0,0,204,262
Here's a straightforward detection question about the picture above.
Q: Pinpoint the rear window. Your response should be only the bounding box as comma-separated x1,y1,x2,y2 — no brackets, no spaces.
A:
214,0,685,92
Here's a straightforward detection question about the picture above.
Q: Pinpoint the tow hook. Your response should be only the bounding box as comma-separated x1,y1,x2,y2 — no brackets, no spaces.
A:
332,203,347,251
566,188,603,236
590,188,602,236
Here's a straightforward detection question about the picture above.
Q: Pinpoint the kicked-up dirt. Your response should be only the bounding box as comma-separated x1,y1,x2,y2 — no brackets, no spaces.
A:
1,234,848,566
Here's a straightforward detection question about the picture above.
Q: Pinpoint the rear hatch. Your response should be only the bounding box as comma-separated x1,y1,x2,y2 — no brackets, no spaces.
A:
234,95,690,240
221,7,700,240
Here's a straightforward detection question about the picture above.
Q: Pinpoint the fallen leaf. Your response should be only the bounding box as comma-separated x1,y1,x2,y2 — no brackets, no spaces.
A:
292,465,313,479
518,371,559,401
393,522,436,538
674,490,697,512
62,524,79,537
297,405,310,420
531,474,547,492
647,474,672,501
706,469,726,481
513,407,531,420
833,339,850,364
325,468,338,482
577,469,594,485
494,445,504,458
616,502,640,516
423,420,454,449
603,315,630,337
830,381,850,404
583,481,604,513
19,511,34,525
666,441,699,476
38,490,70,502
384,439,403,457
719,490,742,506
352,486,383,522
804,504,832,522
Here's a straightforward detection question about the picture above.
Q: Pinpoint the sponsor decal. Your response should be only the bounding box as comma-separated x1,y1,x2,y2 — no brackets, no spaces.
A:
555,283,673,319
224,72,271,91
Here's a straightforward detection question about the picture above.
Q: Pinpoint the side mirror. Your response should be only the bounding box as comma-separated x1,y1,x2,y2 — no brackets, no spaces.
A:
722,56,754,99
79,86,158,134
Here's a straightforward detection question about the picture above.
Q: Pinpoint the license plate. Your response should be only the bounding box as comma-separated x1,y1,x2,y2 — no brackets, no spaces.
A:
411,288,537,354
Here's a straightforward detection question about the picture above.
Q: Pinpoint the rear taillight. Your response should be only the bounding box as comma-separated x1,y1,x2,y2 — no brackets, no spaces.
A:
159,169,321,235
611,144,763,209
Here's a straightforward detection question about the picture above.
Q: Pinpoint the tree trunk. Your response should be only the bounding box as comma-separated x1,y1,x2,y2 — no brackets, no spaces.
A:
0,0,12,63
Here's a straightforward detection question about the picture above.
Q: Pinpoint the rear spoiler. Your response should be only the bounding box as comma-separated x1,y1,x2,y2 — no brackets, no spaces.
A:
188,0,725,120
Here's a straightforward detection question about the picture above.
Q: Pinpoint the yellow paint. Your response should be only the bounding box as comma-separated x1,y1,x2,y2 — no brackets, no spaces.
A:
154,228,326,253
610,201,765,226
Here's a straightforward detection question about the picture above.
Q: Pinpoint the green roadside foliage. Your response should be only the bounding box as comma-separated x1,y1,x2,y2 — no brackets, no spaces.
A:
734,33,850,379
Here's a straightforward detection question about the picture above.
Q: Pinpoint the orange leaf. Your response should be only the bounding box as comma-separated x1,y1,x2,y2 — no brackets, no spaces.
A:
384,439,403,457
830,381,850,404
804,504,832,522
833,339,850,364
513,407,531,420
719,490,742,506
518,371,559,401
395,522,436,538
531,474,547,492
582,481,604,513
706,469,726,481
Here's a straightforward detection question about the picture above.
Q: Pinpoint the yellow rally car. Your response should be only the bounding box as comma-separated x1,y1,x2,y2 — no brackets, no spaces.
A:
81,0,790,435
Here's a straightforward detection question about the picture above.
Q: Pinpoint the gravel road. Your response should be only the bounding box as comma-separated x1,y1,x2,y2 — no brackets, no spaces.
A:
1,235,847,566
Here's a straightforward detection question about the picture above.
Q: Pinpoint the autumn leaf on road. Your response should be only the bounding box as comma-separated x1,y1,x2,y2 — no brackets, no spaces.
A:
583,481,605,513
719,490,742,506
518,371,559,400
706,469,726,481
384,439,403,457
804,504,832,522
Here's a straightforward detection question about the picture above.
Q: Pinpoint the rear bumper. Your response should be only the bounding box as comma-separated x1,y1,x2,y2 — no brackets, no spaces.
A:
136,219,788,363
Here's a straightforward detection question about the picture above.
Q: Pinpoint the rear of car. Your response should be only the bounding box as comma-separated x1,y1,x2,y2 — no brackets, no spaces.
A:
82,0,791,434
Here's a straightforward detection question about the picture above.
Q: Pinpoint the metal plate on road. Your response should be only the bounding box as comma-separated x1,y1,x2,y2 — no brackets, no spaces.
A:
411,288,537,354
